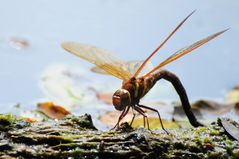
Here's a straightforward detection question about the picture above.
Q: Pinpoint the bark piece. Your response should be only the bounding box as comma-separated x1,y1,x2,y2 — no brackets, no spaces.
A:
0,114,239,159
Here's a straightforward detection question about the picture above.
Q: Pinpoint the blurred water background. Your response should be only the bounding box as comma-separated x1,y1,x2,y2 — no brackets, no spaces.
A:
0,0,238,122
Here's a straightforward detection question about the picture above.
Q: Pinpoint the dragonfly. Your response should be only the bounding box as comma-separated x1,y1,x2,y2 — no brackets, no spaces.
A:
62,11,227,132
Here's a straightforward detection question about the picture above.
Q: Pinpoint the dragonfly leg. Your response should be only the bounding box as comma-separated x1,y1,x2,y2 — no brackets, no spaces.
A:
157,70,204,127
112,106,130,130
138,104,169,134
134,106,150,130
129,106,136,126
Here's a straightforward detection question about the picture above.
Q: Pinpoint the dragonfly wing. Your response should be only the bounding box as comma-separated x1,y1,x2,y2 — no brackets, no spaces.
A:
91,60,154,77
62,42,132,81
90,66,109,74
126,60,154,77
133,10,195,78
144,29,228,77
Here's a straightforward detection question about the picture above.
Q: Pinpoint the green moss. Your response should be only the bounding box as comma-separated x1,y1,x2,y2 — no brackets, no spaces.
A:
65,114,97,130
0,114,31,132
232,149,239,159
195,127,208,134
225,140,233,145
61,136,74,142
0,114,16,131
0,114,15,125
204,137,212,144
210,130,220,136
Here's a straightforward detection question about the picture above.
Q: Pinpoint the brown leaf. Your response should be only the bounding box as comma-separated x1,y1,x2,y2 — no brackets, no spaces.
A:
173,99,235,119
37,102,70,119
99,111,134,126
131,117,180,129
9,37,29,50
96,92,113,105
192,100,234,115
235,103,239,115
99,110,179,129
24,118,36,123
88,87,113,105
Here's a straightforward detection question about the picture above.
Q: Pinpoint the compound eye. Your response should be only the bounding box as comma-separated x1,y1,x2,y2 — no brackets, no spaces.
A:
121,94,130,106
112,95,121,106
112,89,131,111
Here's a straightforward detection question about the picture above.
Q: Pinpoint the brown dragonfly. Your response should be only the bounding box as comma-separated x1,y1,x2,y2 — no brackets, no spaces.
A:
62,11,227,132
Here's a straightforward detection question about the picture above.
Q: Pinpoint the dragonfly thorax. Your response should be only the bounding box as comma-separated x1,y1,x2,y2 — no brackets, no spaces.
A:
112,89,131,111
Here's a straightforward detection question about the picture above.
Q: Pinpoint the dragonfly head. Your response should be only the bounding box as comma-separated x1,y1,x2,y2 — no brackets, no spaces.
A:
113,89,131,111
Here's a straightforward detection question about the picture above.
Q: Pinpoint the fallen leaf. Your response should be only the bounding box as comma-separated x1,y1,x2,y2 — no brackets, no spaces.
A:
9,37,29,50
226,86,239,104
99,111,134,126
173,100,234,118
219,118,239,141
96,92,113,105
37,102,70,119
131,117,180,129
193,100,234,115
235,103,239,115
193,100,219,110
89,87,113,105
23,117,36,123
173,103,202,117
99,110,179,129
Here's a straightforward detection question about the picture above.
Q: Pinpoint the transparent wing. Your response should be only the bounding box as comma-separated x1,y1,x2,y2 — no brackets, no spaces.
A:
133,10,195,78
126,60,154,77
62,42,132,81
144,29,228,77
91,60,154,77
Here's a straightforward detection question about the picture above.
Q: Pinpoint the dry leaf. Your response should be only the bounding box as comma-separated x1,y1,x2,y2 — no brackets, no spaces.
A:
37,102,70,119
89,87,113,105
131,117,180,129
99,110,178,129
219,118,239,141
96,92,113,105
24,117,36,123
99,111,134,126
235,103,239,115
174,100,235,118
9,37,29,50
192,100,234,115
226,86,239,104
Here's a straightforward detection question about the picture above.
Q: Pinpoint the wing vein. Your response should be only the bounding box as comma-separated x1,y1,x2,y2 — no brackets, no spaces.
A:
145,29,228,77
